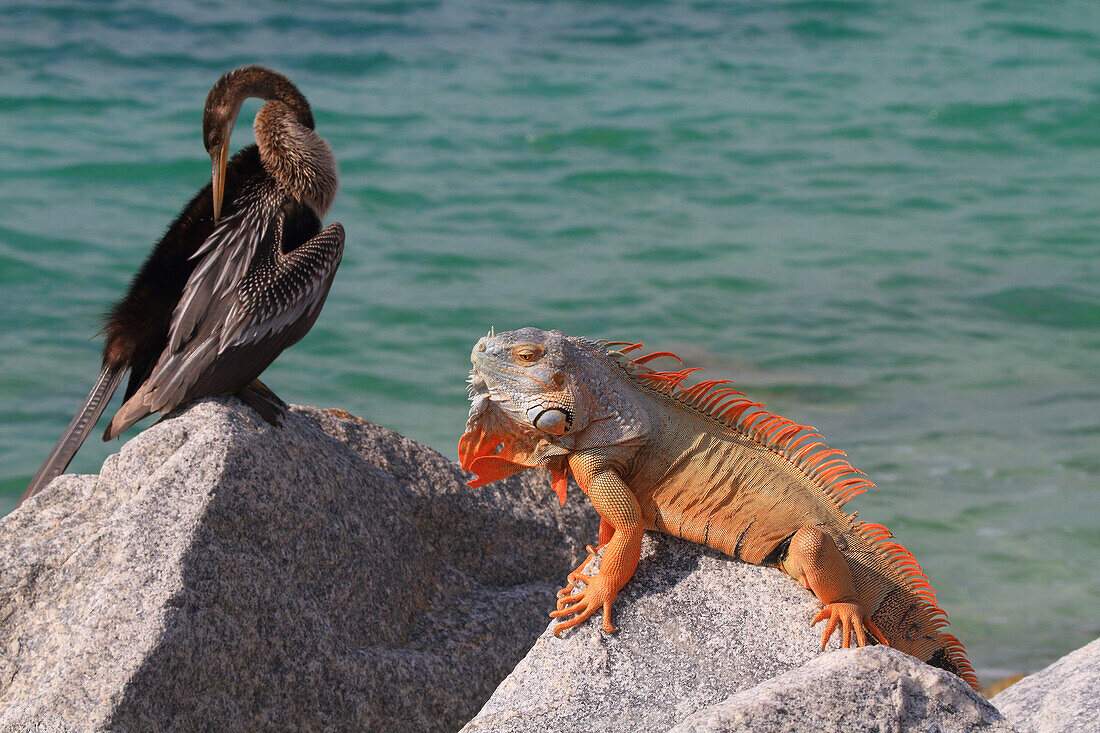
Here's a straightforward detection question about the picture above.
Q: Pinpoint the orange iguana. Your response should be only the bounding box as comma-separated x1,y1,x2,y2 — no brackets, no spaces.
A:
458,327,977,689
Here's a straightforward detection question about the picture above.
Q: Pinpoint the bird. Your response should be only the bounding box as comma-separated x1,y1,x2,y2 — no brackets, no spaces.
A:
20,65,344,505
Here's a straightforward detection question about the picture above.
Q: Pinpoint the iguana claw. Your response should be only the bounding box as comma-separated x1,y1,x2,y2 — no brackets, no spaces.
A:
550,575,619,636
557,544,603,599
557,574,591,605
812,602,889,649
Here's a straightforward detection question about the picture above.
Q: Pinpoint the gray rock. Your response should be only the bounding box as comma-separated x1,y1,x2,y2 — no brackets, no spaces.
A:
462,534,998,733
992,637,1100,733
462,533,850,733
671,646,1013,733
0,397,597,733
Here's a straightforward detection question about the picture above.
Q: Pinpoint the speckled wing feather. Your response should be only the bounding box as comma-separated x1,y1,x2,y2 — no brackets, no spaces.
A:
218,220,344,352
168,189,271,353
104,214,344,439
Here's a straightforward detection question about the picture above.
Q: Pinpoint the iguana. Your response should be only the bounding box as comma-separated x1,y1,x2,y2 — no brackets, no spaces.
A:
458,327,977,689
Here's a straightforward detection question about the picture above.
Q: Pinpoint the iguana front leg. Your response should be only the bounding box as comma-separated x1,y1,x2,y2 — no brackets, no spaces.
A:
550,455,642,636
558,518,615,598
781,526,889,649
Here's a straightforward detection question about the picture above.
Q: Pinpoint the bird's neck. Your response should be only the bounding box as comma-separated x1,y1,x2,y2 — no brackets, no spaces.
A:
254,101,338,216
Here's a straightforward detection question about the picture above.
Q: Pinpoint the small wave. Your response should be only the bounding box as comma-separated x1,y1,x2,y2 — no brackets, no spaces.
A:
970,287,1100,330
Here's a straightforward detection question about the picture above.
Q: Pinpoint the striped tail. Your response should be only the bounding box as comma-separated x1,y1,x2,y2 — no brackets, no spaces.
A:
844,523,978,689
19,364,126,506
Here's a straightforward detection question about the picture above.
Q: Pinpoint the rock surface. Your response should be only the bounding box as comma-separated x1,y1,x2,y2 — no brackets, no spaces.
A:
463,533,999,732
671,646,1012,733
0,398,597,732
992,636,1100,733
8,395,1093,733
461,534,1005,733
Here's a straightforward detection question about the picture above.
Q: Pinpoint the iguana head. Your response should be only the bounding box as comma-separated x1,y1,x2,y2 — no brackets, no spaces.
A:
460,327,649,504
468,327,588,438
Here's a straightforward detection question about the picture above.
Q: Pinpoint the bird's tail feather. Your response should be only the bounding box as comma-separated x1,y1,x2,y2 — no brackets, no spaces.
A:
20,364,126,506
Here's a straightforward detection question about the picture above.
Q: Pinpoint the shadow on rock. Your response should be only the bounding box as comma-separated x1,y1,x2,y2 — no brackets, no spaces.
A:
0,398,597,732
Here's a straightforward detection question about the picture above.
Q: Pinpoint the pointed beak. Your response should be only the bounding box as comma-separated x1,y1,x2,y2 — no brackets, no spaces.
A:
210,143,228,222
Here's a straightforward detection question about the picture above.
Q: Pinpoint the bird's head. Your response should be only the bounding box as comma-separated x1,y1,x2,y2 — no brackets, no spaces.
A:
201,65,312,222
202,99,235,223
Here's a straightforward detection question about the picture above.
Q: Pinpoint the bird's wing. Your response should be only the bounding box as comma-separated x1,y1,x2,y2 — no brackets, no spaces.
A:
114,218,344,429
167,194,269,354
218,220,345,353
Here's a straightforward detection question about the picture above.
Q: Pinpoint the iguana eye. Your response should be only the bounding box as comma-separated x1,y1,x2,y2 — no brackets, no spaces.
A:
511,344,544,364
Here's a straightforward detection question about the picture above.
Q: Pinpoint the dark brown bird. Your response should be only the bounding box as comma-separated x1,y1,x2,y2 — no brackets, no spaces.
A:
21,66,344,505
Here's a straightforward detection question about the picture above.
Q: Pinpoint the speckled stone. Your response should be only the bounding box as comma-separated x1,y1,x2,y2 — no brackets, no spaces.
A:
992,637,1100,733
0,397,597,732
461,533,1002,733
671,646,1014,733
462,533,852,733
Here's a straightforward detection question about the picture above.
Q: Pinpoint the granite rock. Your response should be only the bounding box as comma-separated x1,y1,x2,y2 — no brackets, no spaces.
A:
992,637,1100,733
0,397,597,732
462,533,846,732
671,646,1013,733
461,534,1000,733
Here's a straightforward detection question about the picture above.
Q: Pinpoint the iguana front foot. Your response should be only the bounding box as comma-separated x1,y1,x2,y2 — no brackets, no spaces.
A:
812,601,888,649
557,543,603,599
549,574,619,636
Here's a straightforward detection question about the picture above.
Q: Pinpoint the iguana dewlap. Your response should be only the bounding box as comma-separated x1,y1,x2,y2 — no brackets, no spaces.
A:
459,327,977,689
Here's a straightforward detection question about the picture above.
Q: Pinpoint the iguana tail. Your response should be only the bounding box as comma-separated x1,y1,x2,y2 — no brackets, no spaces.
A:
841,522,978,688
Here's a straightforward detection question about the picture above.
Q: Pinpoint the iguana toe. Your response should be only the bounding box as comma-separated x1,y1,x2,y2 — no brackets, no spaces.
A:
557,543,607,599
557,574,592,604
549,577,620,636
812,602,888,649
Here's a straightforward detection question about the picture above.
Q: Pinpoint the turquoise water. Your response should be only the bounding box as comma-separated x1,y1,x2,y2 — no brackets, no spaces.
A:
1,0,1098,680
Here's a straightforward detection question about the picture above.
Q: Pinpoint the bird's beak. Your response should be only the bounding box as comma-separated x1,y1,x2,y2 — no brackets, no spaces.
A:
210,143,228,222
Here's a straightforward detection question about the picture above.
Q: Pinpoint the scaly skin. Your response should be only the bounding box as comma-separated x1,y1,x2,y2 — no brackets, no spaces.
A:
459,327,977,689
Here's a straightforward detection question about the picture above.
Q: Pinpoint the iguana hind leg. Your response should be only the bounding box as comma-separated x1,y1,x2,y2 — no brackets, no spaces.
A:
781,525,889,649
